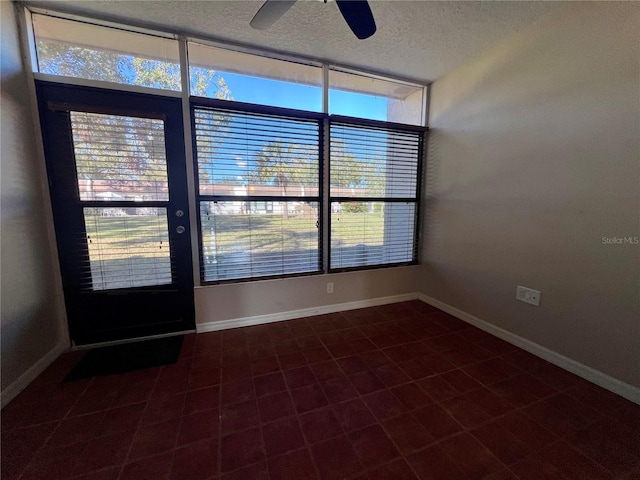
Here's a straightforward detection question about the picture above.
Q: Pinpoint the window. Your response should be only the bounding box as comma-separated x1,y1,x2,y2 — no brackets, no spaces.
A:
33,14,181,90
329,68,425,125
67,108,176,291
329,121,422,270
193,104,322,282
30,11,427,284
71,112,169,201
188,42,323,111
83,208,172,290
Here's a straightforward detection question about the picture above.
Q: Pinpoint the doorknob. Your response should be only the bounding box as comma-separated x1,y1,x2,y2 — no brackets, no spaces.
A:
176,226,186,234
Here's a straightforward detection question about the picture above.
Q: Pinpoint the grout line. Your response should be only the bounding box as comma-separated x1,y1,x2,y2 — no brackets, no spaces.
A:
15,367,95,480
10,300,637,480
216,333,224,480
117,366,160,479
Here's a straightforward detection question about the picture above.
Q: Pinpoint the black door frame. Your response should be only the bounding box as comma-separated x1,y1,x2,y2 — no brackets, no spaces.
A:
37,81,195,345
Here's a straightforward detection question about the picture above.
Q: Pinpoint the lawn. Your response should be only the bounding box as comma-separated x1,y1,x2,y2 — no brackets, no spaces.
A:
82,210,386,286
83,210,385,258
200,211,385,254
83,210,172,289
84,210,171,259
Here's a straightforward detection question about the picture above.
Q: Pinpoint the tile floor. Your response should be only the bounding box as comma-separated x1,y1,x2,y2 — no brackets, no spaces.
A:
2,301,640,480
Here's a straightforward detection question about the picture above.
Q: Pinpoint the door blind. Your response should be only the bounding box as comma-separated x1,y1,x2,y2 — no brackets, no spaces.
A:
69,111,175,291
83,207,173,290
70,112,169,201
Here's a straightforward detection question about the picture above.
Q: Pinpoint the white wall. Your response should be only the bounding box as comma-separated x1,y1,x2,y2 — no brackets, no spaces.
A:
1,2,67,398
423,3,640,388
196,266,420,325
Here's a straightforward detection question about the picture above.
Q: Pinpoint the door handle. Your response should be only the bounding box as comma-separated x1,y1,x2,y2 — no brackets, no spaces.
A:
176,226,186,234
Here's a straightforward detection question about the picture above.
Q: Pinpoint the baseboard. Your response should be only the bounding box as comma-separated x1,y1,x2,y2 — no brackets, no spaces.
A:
1,340,68,409
418,293,640,405
196,293,419,333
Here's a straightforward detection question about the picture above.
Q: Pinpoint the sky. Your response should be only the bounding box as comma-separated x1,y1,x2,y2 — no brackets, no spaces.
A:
196,70,390,184
40,40,392,184
201,70,389,121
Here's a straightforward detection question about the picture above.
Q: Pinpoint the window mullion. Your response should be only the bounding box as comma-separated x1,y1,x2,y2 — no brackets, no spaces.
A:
322,117,330,273
322,64,329,114
179,36,201,287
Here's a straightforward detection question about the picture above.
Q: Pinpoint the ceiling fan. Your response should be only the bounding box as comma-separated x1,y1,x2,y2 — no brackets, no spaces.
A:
250,0,377,40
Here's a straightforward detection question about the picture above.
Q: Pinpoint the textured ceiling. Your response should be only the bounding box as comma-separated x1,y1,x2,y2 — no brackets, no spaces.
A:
25,0,568,83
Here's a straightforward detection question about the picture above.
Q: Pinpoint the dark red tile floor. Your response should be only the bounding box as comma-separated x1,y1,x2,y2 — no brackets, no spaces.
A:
2,300,639,480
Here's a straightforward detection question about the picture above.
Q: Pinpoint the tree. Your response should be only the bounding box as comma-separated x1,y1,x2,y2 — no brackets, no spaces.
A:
37,43,124,82
38,41,232,97
330,139,388,202
72,112,168,191
190,66,232,99
329,139,386,218
330,140,365,189
252,141,317,218
37,42,233,190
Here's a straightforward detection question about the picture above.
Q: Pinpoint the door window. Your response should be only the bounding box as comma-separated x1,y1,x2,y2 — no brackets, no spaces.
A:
71,111,169,201
70,111,175,290
83,207,172,290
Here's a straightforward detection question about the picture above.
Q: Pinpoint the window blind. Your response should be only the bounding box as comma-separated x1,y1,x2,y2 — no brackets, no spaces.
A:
83,208,173,290
329,121,422,270
193,105,322,282
67,111,175,291
71,112,169,201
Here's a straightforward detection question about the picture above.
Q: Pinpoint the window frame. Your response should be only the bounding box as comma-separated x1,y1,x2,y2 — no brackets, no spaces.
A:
327,115,425,273
26,7,429,286
187,41,325,113
31,12,183,92
191,97,326,285
28,9,428,121
328,66,427,126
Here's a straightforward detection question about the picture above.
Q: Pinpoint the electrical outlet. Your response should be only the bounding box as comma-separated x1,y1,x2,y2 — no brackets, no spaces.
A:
327,282,334,294
516,286,541,306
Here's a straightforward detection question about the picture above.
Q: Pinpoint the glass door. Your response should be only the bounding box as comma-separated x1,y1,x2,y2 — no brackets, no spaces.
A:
37,82,194,344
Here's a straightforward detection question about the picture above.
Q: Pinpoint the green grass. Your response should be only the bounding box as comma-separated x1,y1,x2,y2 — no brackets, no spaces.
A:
83,211,385,260
84,214,170,260
331,212,385,247
201,212,385,253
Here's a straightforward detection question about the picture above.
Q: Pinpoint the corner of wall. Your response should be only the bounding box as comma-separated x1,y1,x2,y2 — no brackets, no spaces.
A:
420,2,640,389
1,1,69,403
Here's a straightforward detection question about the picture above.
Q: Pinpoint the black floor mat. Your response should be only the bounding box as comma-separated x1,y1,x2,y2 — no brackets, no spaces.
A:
63,335,184,382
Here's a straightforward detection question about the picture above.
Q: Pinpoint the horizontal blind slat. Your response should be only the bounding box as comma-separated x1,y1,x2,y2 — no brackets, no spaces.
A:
71,111,170,203
329,120,420,270
79,207,174,290
330,121,421,202
195,105,322,282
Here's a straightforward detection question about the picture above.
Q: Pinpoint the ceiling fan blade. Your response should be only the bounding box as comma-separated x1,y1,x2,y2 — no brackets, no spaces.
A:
250,0,297,30
335,0,376,39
